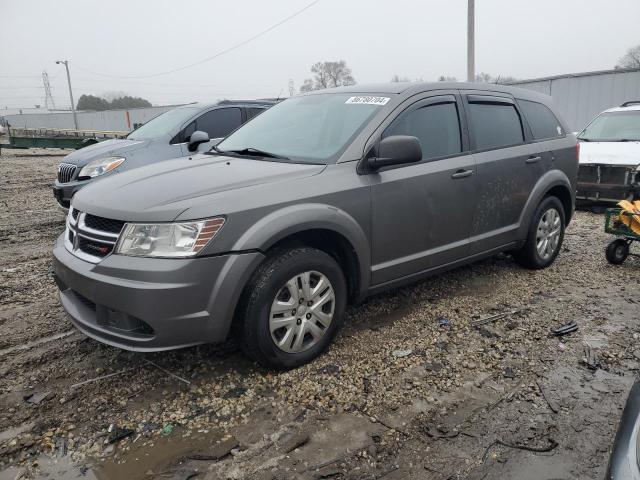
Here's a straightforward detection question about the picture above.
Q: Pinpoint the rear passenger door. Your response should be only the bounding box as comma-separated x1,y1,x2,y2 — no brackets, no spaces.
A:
463,93,540,254
369,93,477,285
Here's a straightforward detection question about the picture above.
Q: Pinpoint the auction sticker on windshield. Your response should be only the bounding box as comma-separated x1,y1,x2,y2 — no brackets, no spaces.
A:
345,96,390,105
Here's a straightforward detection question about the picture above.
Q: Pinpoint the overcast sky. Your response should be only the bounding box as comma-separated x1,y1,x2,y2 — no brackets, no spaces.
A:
1,0,639,109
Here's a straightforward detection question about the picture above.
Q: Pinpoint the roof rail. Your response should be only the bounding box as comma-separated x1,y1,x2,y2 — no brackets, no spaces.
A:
217,99,277,105
620,101,640,107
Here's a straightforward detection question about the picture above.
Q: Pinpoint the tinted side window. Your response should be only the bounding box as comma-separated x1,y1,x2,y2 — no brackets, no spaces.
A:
383,102,462,160
246,107,266,120
196,108,242,138
468,102,524,150
518,99,564,140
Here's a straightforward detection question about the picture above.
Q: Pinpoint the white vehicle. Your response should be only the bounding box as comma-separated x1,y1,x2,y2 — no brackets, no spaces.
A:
577,101,640,203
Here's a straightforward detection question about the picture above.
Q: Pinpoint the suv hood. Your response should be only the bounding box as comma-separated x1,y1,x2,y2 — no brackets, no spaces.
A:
72,154,326,222
579,141,640,166
62,138,150,166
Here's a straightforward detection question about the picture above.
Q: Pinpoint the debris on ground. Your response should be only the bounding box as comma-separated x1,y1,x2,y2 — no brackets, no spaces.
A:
23,391,52,405
583,342,601,370
471,308,528,327
551,320,579,337
437,317,451,328
392,349,413,358
161,423,174,436
106,424,135,444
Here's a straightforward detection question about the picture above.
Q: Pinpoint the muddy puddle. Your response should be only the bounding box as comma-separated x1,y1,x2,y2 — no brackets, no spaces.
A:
0,428,228,480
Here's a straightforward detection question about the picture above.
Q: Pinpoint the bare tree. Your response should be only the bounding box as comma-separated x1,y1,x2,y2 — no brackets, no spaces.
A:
474,72,518,84
300,60,356,92
475,72,493,83
438,75,458,82
616,44,640,69
391,74,411,82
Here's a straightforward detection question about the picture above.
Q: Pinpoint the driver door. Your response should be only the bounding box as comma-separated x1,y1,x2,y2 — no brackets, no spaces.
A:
369,93,477,286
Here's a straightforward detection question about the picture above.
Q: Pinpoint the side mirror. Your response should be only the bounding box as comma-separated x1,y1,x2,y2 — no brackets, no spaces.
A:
188,130,210,152
367,135,422,171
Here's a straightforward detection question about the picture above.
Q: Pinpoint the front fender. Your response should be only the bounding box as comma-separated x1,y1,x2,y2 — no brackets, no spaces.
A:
518,169,574,239
231,203,371,296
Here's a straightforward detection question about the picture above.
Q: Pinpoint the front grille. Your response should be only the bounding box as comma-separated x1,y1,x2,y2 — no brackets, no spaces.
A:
78,236,113,257
84,214,125,234
65,208,124,263
57,163,77,183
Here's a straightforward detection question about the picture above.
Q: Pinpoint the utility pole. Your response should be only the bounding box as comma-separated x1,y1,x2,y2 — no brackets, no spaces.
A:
467,0,475,82
55,60,78,130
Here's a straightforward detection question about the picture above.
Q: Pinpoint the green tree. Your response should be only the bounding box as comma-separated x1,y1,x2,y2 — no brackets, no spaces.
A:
77,94,152,111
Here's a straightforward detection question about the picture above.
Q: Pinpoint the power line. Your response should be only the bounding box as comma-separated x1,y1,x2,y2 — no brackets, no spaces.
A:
74,0,322,80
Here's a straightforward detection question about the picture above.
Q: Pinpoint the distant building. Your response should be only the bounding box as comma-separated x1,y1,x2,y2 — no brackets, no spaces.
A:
507,67,640,131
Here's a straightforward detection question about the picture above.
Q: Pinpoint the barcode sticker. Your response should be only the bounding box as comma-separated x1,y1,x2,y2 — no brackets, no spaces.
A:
345,96,390,105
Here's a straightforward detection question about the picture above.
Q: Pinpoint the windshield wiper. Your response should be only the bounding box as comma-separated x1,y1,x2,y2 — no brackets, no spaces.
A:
220,147,290,160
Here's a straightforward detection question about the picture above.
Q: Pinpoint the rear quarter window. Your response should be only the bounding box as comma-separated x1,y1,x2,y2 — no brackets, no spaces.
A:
467,101,524,151
518,99,564,140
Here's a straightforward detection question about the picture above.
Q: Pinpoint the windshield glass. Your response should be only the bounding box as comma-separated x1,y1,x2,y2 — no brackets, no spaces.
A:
216,93,389,163
579,111,640,141
127,107,199,140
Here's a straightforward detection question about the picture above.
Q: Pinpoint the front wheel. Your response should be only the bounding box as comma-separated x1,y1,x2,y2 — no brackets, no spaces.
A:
513,196,566,269
238,247,347,369
605,239,629,265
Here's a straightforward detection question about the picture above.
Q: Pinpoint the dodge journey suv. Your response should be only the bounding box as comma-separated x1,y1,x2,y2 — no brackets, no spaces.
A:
53,83,578,369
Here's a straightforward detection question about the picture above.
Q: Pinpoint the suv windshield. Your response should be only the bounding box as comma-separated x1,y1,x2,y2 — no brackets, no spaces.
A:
127,107,199,140
578,111,640,142
216,93,389,163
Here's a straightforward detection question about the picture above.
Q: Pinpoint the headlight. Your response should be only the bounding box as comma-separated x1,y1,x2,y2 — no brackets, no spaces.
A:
114,218,225,258
78,156,125,178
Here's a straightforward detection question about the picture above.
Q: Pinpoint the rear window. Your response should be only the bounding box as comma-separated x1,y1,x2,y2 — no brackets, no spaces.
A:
518,99,564,140
468,102,524,151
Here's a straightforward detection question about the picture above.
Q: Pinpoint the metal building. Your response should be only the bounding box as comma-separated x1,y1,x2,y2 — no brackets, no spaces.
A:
508,67,640,132
1,105,180,132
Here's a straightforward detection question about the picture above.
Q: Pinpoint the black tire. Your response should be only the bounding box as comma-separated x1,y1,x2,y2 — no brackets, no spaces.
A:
605,239,629,265
513,196,566,270
237,247,347,369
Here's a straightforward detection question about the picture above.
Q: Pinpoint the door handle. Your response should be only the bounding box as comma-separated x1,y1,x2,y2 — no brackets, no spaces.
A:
451,169,474,179
526,156,542,164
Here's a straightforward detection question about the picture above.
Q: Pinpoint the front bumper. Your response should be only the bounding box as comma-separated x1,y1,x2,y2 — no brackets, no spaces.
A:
52,234,265,351
53,179,91,209
577,163,639,204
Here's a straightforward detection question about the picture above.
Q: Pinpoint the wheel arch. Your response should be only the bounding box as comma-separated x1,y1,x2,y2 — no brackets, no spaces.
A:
231,203,371,301
518,170,575,239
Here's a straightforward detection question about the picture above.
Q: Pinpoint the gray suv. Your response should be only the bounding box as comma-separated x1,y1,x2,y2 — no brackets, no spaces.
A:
52,83,578,368
52,100,274,208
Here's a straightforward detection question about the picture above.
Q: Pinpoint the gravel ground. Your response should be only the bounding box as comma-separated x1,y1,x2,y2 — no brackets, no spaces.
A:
0,150,639,480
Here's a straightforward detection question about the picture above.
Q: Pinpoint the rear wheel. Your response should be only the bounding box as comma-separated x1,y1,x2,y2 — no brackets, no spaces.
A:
513,196,565,269
238,247,347,369
605,239,629,265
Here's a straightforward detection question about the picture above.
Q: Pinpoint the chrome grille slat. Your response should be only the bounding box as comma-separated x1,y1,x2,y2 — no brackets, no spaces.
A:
57,163,77,183
65,209,125,263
